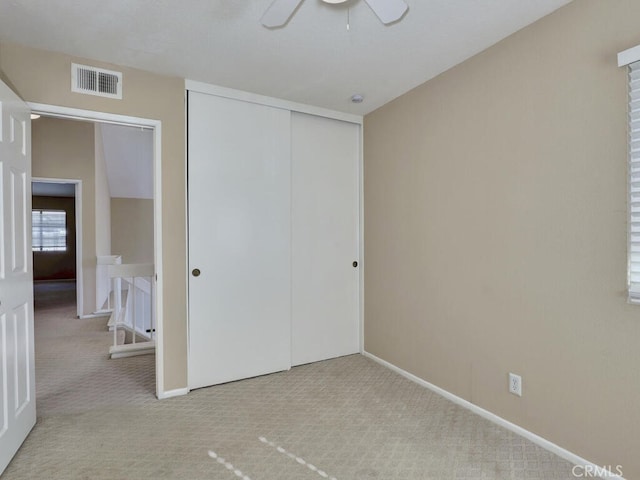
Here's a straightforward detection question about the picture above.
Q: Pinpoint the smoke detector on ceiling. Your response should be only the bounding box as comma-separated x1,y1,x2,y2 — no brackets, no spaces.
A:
71,63,122,99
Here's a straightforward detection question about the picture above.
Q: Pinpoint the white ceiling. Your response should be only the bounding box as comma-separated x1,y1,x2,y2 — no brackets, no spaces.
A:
0,0,571,115
100,123,153,199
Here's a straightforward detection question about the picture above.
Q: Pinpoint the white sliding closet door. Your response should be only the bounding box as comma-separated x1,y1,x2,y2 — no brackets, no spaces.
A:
188,92,291,389
291,112,360,366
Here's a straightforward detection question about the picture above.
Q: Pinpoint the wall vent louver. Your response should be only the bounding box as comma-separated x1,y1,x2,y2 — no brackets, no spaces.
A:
71,63,122,99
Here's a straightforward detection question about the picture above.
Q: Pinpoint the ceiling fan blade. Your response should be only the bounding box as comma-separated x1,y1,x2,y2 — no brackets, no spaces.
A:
363,0,408,25
261,0,305,27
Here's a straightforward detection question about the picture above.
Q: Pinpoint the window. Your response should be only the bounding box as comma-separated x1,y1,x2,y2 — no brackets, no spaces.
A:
627,60,640,303
619,45,640,302
32,210,67,252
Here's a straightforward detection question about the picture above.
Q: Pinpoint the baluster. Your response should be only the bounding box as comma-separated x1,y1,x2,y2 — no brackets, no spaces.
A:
132,276,137,345
113,276,122,348
150,275,154,341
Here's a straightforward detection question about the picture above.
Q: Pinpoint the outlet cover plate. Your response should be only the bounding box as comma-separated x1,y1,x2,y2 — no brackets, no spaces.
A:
509,373,522,396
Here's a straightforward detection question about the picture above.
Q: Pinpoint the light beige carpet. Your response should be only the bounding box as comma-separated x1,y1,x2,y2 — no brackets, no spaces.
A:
2,285,577,479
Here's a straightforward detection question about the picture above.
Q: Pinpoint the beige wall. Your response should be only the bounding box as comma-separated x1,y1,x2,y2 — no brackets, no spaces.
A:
94,124,111,258
111,197,154,264
94,124,111,310
0,42,187,391
364,0,640,476
32,117,96,315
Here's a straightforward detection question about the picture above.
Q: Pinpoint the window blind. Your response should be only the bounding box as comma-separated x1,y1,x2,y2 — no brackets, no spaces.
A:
32,210,67,252
628,61,640,303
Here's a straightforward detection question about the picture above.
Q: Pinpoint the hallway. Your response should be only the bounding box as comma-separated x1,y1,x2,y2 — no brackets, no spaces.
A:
33,281,156,416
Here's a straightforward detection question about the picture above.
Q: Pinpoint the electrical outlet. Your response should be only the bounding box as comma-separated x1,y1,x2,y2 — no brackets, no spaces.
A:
509,373,522,397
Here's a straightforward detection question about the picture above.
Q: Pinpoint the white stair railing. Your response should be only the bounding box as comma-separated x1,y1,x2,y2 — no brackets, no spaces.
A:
96,255,122,314
108,263,155,359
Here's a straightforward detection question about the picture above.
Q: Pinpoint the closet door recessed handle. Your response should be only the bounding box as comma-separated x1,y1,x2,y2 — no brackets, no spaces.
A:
192,268,201,277
352,261,358,268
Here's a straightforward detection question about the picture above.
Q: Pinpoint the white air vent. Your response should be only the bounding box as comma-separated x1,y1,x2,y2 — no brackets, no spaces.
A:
71,63,122,99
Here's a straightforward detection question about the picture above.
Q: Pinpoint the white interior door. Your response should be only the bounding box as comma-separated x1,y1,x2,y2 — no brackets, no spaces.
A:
188,92,291,390
0,81,35,474
291,112,360,366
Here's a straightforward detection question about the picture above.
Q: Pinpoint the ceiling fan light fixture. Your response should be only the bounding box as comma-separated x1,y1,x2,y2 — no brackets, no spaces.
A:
261,0,407,28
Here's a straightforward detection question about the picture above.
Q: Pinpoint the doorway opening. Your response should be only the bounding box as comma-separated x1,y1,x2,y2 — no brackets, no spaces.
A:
31,179,82,314
28,103,164,399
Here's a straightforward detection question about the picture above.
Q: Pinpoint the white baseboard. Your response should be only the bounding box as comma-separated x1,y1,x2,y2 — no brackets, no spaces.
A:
362,351,625,480
157,387,188,400
79,312,111,319
109,340,155,359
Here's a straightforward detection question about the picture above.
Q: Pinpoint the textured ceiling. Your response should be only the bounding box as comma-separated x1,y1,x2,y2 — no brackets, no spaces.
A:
0,0,571,115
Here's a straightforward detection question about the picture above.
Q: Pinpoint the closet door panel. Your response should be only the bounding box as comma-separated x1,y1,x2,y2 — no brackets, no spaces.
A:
291,112,360,366
188,92,291,389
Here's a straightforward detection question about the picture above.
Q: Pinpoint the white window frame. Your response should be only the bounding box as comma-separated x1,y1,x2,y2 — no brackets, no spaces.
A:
619,45,640,303
32,209,67,252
